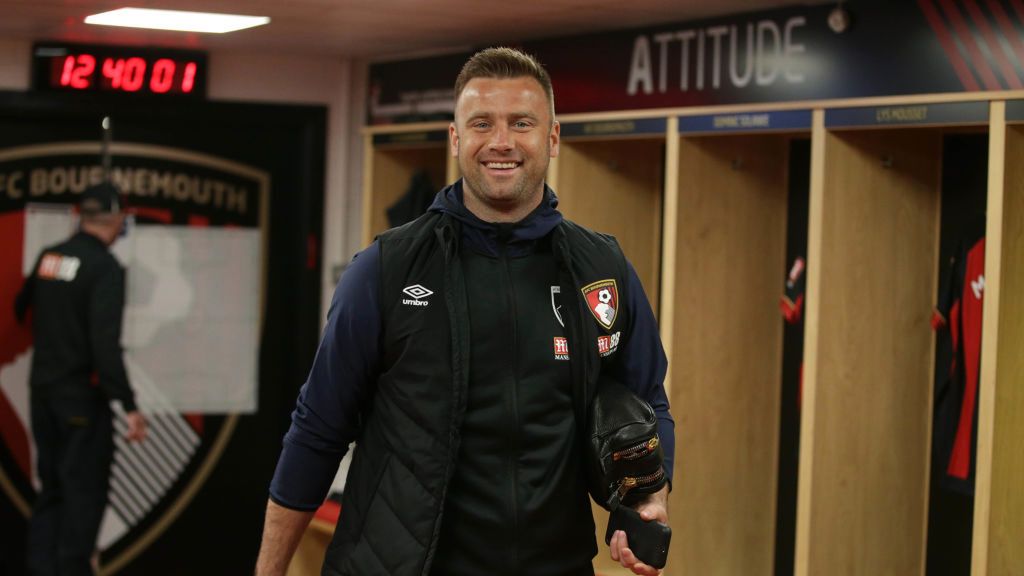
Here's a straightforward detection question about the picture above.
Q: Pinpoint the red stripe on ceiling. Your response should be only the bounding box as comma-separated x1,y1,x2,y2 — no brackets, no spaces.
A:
966,0,1023,88
1010,0,1024,23
939,0,1004,89
918,0,983,90
986,0,1024,73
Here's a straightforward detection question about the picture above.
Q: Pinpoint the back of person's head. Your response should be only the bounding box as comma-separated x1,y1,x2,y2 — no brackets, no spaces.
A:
79,181,123,222
79,182,126,245
455,47,555,120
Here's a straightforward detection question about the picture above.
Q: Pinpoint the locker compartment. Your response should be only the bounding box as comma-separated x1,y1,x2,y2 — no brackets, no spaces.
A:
796,102,989,576
664,115,812,575
925,132,988,576
552,120,666,309
361,128,453,245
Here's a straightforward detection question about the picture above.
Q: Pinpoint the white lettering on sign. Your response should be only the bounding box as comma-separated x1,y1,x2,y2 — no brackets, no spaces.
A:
0,171,26,199
627,15,807,96
22,165,249,215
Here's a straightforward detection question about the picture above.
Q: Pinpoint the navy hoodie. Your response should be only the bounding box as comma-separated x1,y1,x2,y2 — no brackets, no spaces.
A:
270,180,674,511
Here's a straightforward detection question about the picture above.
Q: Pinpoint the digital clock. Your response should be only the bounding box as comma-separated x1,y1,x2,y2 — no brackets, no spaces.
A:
32,42,207,97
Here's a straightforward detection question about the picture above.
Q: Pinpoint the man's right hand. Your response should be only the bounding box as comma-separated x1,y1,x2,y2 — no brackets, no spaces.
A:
609,484,669,575
124,410,147,442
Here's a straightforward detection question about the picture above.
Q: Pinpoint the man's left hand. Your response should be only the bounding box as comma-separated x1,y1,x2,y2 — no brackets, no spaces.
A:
608,483,669,575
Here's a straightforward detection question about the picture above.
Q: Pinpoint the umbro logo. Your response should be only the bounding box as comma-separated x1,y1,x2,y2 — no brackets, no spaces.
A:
402,284,433,307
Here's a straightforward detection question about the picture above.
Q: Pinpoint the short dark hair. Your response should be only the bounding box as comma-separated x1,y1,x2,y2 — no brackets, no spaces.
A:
454,47,555,119
79,181,123,215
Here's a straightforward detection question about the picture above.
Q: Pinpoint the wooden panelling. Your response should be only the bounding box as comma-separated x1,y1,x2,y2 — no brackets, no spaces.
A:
987,122,1024,576
974,108,1024,576
659,117,681,396
795,109,826,576
801,129,941,576
668,134,789,575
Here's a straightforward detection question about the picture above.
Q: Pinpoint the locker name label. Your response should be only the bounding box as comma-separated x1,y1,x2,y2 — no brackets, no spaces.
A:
583,121,636,135
561,118,666,138
875,106,928,123
373,131,448,145
388,133,431,142
679,109,810,133
1006,100,1024,122
713,114,771,128
826,102,988,128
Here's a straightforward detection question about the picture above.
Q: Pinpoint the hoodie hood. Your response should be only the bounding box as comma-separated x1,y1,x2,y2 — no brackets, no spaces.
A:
428,179,563,257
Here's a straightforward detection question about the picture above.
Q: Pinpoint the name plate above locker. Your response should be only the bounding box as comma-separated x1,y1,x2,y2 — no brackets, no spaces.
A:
678,110,811,134
372,130,449,145
559,118,666,138
825,102,989,128
1006,100,1024,122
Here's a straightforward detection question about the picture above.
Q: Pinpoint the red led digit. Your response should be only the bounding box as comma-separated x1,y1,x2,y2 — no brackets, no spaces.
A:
181,62,197,93
102,58,125,89
150,58,175,93
69,54,95,89
59,55,75,86
50,48,200,94
122,57,146,91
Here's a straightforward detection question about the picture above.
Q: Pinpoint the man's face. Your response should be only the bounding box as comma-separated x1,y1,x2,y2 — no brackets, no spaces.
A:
450,76,559,221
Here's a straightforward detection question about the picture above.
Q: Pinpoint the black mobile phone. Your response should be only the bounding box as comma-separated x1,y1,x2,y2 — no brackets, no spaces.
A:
604,505,671,569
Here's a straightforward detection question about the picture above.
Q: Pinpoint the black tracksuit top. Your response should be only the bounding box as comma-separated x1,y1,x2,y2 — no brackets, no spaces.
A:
313,182,672,576
15,231,136,411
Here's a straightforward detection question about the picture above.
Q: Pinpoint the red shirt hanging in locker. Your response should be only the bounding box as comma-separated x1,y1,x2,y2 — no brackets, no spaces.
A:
931,236,984,494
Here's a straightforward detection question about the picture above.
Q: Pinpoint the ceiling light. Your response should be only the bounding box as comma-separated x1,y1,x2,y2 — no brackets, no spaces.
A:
827,2,851,34
84,8,270,34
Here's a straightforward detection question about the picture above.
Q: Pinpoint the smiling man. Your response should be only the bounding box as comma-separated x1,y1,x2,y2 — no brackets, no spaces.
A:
452,72,558,222
257,47,674,576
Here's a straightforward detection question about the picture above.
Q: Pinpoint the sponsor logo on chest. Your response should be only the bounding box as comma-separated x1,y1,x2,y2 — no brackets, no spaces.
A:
551,331,623,360
598,331,622,357
553,337,570,360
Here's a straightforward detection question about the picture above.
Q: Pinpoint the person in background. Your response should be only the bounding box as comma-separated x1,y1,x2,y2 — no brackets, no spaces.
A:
256,47,674,576
15,181,147,576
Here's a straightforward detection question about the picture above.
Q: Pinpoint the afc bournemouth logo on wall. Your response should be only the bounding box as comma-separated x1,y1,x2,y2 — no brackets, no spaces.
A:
0,141,268,574
581,279,618,330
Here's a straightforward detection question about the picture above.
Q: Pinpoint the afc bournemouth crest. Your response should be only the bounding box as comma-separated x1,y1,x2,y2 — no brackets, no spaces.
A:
581,279,618,331
0,141,266,574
